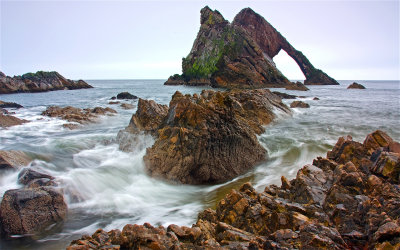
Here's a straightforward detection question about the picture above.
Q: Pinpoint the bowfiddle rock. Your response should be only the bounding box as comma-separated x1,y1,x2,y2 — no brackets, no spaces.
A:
165,6,339,88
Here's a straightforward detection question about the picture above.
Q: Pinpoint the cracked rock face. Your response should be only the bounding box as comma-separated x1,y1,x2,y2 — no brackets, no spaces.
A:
165,6,338,88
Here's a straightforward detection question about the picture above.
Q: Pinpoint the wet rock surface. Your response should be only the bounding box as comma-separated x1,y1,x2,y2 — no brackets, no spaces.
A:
285,81,310,91
290,101,310,108
165,6,338,88
41,106,117,129
116,92,138,100
69,130,400,249
272,91,297,99
0,71,92,94
348,82,366,89
119,89,290,184
0,151,31,171
0,100,23,109
0,113,28,128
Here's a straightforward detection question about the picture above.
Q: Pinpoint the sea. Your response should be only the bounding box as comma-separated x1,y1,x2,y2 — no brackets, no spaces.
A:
0,80,399,249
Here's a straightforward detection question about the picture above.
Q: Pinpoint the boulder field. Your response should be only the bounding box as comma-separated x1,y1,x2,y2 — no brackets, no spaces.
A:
0,71,92,94
165,6,338,88
69,130,400,249
118,89,291,184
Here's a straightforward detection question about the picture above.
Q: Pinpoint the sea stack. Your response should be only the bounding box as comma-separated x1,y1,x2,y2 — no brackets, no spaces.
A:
0,71,93,94
165,6,339,88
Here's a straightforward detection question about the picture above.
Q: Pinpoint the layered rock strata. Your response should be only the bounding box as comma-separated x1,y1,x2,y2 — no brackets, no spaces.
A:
69,130,400,249
0,71,92,94
119,89,291,184
165,6,338,88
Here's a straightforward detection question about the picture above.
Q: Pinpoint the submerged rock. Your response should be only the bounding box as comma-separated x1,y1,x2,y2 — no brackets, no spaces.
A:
347,82,366,89
41,106,117,129
120,89,291,184
0,150,31,171
120,103,134,110
0,71,92,94
116,92,138,100
165,6,338,88
69,130,400,249
290,100,310,108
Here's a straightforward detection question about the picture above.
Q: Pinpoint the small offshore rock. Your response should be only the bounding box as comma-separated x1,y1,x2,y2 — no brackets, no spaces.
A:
313,97,320,100
347,82,366,89
285,81,309,91
290,100,310,108
116,92,138,100
272,91,297,99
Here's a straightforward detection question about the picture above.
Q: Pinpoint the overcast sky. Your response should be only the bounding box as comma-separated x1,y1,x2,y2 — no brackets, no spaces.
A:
1,0,399,80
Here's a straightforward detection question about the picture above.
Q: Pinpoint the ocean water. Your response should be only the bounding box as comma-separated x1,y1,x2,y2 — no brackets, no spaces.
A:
0,80,399,249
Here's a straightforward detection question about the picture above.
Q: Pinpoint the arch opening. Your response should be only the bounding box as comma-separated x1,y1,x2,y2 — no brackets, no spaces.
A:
273,49,305,81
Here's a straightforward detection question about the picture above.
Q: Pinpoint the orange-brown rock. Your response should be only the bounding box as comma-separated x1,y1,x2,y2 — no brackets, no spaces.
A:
137,89,291,184
347,82,366,89
290,100,310,108
285,81,309,91
41,106,117,129
0,113,28,127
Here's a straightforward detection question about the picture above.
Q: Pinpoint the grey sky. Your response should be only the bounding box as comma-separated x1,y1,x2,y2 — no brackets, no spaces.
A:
1,0,399,80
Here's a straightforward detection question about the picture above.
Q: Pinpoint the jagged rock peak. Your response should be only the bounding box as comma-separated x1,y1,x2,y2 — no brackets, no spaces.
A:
200,6,228,26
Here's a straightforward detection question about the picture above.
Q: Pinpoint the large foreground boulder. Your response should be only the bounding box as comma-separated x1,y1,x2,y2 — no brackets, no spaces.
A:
120,89,291,184
165,6,338,88
69,130,400,249
0,71,92,94
0,187,67,238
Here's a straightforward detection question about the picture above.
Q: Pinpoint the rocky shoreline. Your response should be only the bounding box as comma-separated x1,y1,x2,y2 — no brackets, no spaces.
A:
0,71,92,94
68,130,400,249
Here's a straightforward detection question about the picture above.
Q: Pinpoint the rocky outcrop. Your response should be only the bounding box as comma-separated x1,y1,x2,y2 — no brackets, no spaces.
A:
120,89,291,184
290,100,310,108
0,71,92,94
116,92,138,100
348,82,366,89
0,151,31,171
69,130,400,249
0,113,28,127
41,106,117,129
272,91,297,99
285,81,309,91
0,100,23,109
165,6,338,89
